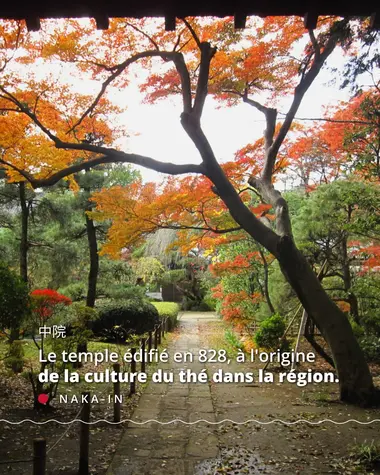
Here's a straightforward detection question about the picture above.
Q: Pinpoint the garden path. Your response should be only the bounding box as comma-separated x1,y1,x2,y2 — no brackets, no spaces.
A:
106,311,220,475
106,312,380,475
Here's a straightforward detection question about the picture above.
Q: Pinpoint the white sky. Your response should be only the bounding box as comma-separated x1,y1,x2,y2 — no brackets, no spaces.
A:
9,20,357,185
108,48,351,183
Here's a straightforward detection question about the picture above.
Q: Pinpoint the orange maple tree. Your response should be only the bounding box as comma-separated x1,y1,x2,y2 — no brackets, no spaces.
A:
0,16,377,402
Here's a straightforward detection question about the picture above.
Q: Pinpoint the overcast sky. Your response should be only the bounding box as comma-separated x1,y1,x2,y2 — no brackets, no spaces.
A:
106,48,351,183
23,22,355,185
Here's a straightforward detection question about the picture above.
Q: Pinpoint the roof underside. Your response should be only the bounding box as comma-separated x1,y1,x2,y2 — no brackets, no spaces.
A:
0,0,378,22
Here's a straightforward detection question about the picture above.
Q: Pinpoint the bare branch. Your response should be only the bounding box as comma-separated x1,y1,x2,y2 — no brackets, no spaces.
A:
67,50,180,133
160,224,242,234
279,114,373,126
243,91,277,154
5,142,205,187
242,92,268,115
262,24,346,182
181,18,202,49
308,29,321,60
124,21,160,50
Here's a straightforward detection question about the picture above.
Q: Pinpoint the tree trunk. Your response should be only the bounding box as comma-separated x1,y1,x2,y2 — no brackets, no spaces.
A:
10,182,30,342
182,115,377,404
19,182,29,284
277,236,377,405
341,237,360,324
75,202,99,363
259,249,275,315
85,210,99,308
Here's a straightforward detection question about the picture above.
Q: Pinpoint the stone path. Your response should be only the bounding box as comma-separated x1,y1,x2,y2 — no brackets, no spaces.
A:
105,312,380,474
106,312,220,475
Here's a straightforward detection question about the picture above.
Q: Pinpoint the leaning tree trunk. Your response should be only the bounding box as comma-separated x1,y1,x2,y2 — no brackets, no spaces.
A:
181,112,377,405
277,236,376,405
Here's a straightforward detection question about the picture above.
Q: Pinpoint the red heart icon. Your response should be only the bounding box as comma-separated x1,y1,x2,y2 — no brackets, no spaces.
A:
38,394,49,405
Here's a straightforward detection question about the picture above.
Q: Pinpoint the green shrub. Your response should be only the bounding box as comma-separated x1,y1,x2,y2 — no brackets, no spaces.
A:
102,284,147,301
254,313,286,349
181,299,212,311
0,262,30,340
5,340,24,373
360,314,380,337
58,282,86,301
202,294,217,311
359,336,380,363
350,318,365,339
51,302,99,339
152,302,179,330
92,299,159,342
225,330,244,351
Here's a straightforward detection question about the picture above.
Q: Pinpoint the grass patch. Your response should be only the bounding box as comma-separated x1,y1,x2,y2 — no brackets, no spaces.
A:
348,440,380,470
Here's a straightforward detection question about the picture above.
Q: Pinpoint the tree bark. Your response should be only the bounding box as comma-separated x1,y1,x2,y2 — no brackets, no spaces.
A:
182,117,377,404
259,249,275,315
276,236,376,404
341,237,360,324
19,182,29,284
85,206,99,308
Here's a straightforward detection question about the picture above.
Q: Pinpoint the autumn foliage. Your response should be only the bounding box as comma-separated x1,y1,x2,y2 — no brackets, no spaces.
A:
30,289,72,321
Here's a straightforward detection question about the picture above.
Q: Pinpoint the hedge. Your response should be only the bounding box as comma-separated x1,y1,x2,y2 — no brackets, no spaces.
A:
152,302,180,330
91,299,159,342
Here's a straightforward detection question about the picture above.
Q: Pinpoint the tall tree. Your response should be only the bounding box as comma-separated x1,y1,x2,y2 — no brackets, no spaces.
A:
0,17,378,403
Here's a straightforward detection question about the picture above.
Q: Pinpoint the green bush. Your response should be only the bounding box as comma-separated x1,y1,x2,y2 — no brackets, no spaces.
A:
103,284,147,301
58,282,86,301
92,299,159,342
202,294,217,311
359,336,380,363
225,330,244,351
152,302,179,330
0,262,30,340
350,318,365,339
51,302,99,341
360,314,380,337
5,340,24,373
181,298,212,311
254,313,286,349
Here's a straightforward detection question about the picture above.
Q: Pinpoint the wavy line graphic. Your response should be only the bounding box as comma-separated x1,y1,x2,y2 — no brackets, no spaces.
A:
0,418,380,425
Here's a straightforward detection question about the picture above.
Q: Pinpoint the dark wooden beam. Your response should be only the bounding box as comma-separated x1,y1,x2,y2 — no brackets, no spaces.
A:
25,17,41,31
234,13,247,29
304,12,319,29
94,15,109,30
370,12,380,30
165,15,176,31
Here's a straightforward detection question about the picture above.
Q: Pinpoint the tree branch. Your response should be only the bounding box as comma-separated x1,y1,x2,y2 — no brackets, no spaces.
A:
262,23,346,182
243,91,277,152
169,53,192,113
181,18,202,49
279,114,374,126
68,50,186,133
10,144,204,187
160,224,242,234
193,42,217,120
